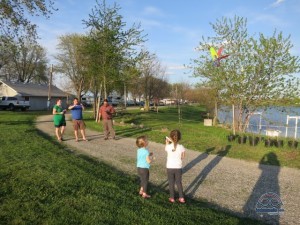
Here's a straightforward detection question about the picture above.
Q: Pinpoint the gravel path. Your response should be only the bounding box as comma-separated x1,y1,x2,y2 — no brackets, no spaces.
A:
36,115,300,225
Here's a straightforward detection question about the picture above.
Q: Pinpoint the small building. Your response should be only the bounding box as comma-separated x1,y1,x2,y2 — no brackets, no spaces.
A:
0,80,70,110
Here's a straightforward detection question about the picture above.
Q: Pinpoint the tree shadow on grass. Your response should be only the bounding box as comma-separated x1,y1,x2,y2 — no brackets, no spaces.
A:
115,127,152,138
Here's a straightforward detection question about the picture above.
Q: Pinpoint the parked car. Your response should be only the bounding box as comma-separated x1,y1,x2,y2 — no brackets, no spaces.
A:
158,101,165,106
0,96,30,111
126,100,135,106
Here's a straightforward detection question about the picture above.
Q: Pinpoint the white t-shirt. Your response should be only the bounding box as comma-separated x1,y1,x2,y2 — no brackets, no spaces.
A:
165,143,185,169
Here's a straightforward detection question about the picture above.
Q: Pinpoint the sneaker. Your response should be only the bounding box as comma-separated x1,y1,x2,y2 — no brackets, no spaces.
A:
169,198,175,203
178,198,185,203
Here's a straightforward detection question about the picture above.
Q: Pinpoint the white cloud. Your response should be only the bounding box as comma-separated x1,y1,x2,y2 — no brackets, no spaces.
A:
142,6,165,17
139,18,163,28
270,0,286,8
168,65,186,70
250,13,288,27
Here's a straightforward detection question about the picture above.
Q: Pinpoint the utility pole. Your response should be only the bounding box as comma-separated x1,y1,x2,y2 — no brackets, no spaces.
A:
47,64,53,110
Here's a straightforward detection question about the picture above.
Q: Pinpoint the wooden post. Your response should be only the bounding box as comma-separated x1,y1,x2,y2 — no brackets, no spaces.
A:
232,104,235,135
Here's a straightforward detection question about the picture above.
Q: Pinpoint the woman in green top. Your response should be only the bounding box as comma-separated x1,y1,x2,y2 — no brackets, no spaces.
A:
53,98,66,142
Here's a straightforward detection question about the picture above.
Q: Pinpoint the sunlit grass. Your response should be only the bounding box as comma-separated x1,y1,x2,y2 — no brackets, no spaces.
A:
0,111,264,224
85,105,300,169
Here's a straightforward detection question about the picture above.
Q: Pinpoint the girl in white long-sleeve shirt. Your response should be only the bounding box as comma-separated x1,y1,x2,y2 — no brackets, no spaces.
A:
165,129,185,203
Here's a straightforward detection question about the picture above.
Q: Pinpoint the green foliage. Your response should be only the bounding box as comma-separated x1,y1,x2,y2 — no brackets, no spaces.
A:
0,111,263,224
191,16,300,132
0,0,56,40
82,0,146,99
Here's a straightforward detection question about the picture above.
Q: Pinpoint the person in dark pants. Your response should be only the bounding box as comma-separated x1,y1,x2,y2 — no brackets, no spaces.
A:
165,129,186,203
136,135,153,198
68,98,88,142
98,99,116,140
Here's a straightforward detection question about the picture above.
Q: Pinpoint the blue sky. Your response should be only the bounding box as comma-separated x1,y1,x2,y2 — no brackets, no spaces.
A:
35,0,300,85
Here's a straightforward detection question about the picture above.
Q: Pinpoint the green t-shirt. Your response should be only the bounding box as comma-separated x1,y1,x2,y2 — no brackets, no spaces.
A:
53,105,66,126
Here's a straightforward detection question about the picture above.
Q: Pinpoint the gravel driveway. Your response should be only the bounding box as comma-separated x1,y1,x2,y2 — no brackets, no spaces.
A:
36,115,300,225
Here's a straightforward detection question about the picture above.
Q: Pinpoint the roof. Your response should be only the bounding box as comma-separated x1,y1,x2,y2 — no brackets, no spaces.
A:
0,80,68,97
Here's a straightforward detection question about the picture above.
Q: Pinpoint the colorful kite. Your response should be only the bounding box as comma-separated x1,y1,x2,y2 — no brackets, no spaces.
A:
209,46,230,66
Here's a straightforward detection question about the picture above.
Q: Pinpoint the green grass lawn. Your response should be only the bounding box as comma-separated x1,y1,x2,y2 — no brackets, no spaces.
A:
85,105,300,169
0,111,265,224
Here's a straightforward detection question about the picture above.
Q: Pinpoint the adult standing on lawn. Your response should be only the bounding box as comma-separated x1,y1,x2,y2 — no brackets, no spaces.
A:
52,98,66,142
68,98,88,142
98,99,116,140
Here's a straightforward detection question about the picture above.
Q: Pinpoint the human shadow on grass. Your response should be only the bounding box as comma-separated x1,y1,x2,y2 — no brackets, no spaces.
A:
240,152,281,225
184,145,231,198
182,147,215,174
158,147,216,190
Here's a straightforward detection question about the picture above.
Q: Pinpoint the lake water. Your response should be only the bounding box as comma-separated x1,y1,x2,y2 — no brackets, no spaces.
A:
218,106,300,139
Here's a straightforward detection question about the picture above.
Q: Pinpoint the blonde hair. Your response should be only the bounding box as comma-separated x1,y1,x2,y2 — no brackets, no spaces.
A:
170,129,181,150
136,135,147,148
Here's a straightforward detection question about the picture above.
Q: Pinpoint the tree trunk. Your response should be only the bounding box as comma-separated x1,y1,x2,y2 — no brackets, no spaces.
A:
213,100,218,126
95,83,102,122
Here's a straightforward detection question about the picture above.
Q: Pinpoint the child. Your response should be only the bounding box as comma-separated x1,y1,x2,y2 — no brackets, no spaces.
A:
165,129,186,203
136,135,153,198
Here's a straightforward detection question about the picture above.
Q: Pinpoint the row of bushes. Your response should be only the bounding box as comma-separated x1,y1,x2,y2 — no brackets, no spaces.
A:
227,134,298,148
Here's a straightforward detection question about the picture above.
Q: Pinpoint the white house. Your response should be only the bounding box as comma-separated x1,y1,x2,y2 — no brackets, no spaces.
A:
0,80,70,110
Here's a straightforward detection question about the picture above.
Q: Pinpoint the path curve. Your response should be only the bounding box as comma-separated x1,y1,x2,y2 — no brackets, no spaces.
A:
36,115,300,225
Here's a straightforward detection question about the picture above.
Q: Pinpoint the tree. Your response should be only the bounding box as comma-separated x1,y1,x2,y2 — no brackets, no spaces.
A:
136,50,167,111
55,34,89,99
83,0,146,103
170,82,191,104
192,16,300,133
0,36,48,83
0,0,55,40
1,0,55,82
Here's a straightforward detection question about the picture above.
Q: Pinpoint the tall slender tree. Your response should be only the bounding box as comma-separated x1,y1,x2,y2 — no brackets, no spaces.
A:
83,0,146,101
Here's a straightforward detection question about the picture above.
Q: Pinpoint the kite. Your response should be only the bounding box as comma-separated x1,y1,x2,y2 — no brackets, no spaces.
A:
209,46,230,66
